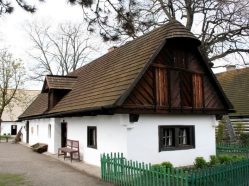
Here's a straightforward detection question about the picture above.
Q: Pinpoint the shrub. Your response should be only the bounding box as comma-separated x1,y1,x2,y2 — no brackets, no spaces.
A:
151,164,161,170
216,121,225,143
240,133,249,145
209,155,219,166
218,155,233,164
235,122,245,137
194,157,207,169
161,161,173,169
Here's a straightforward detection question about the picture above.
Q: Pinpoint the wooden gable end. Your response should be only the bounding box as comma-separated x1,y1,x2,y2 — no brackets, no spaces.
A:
122,39,227,114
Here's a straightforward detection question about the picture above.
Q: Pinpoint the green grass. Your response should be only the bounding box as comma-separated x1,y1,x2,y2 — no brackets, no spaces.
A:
0,174,27,186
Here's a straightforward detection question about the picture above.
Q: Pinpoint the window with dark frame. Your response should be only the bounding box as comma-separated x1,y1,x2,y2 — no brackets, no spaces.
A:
87,126,97,149
159,126,195,151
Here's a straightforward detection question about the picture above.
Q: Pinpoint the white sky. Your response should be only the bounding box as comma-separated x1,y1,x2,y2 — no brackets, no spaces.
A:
0,0,110,90
0,0,228,90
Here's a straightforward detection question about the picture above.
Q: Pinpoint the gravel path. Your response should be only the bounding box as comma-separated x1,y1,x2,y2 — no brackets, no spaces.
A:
0,142,112,186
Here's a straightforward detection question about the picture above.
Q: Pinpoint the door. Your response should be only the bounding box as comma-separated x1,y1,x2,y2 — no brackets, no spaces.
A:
11,125,17,135
26,121,29,143
61,122,67,147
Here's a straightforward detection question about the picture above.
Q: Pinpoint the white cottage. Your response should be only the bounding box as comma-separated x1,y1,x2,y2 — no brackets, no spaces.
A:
19,21,233,167
1,89,39,136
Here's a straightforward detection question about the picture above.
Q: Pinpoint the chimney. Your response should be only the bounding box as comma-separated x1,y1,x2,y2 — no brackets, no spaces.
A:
226,65,236,71
108,46,117,52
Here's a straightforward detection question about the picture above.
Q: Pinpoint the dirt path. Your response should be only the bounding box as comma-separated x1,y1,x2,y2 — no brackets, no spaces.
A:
0,142,112,186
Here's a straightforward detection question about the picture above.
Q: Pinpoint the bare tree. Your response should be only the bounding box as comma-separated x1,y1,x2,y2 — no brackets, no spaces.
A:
69,0,249,66
0,48,25,136
27,22,94,80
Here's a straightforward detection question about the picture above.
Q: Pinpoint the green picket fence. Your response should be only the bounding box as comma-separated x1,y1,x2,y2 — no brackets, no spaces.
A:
217,143,249,157
101,152,249,186
101,153,188,186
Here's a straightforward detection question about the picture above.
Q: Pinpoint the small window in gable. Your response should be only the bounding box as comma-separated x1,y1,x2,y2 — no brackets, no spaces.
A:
87,126,97,149
159,125,195,151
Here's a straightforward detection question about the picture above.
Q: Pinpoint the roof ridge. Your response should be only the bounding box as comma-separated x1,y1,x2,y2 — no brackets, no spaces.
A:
69,20,198,76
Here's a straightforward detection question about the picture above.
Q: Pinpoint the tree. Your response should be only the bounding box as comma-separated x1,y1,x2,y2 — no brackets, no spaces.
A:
0,0,43,15
27,22,94,80
0,48,25,136
69,0,249,66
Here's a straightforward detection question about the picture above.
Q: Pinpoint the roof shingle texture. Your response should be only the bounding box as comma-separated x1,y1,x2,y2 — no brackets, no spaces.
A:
216,68,249,117
19,20,199,119
46,76,77,90
19,93,48,118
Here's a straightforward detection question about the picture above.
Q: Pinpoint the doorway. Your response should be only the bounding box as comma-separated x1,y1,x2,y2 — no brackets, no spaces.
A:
61,122,67,147
26,121,29,143
11,125,17,135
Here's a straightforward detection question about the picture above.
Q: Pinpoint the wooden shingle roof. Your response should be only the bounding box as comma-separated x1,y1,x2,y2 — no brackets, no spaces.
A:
19,93,48,119
19,20,201,119
216,68,249,117
42,75,77,91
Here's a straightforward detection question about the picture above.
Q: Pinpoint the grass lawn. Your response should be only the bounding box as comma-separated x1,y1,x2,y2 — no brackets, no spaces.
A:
0,174,27,186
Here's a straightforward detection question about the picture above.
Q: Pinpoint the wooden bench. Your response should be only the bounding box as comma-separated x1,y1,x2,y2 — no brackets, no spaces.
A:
58,139,80,162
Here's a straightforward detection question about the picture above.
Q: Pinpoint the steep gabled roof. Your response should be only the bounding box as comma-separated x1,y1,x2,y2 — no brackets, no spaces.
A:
48,21,200,114
19,93,48,119
42,75,77,92
216,68,249,117
20,20,227,120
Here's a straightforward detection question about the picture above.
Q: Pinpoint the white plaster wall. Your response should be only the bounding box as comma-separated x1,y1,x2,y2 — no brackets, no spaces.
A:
64,114,128,166
1,122,24,136
126,115,216,167
28,118,56,153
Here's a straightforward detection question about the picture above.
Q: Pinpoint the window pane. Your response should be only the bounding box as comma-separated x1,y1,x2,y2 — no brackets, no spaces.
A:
179,128,189,145
162,128,174,147
87,126,97,148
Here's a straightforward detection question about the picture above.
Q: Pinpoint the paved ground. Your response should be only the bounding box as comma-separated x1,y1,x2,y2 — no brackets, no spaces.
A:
0,142,113,186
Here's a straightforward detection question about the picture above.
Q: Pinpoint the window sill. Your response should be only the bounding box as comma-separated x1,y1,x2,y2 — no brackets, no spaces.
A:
160,145,195,152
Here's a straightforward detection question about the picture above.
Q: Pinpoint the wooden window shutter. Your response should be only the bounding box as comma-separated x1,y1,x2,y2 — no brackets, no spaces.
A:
155,67,168,106
193,73,204,108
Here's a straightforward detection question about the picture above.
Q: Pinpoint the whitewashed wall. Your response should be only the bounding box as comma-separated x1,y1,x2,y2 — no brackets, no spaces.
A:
1,122,24,136
22,114,216,167
27,118,57,153
63,115,128,166
126,115,216,167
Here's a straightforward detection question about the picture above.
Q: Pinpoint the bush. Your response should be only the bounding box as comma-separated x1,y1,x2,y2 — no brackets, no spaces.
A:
209,155,220,166
216,121,225,143
194,157,207,169
151,161,173,170
218,155,233,164
235,122,245,137
151,164,161,170
161,161,173,169
240,133,249,145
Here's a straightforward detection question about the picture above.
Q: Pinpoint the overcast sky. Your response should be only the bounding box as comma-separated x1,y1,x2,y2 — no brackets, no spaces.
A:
0,0,228,90
0,0,110,90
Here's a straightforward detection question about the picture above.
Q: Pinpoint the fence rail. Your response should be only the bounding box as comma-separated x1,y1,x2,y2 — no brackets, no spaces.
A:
217,143,249,157
101,152,249,186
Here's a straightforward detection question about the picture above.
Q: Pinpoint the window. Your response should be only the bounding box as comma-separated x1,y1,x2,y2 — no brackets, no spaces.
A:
87,126,97,149
48,124,51,138
159,126,195,151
